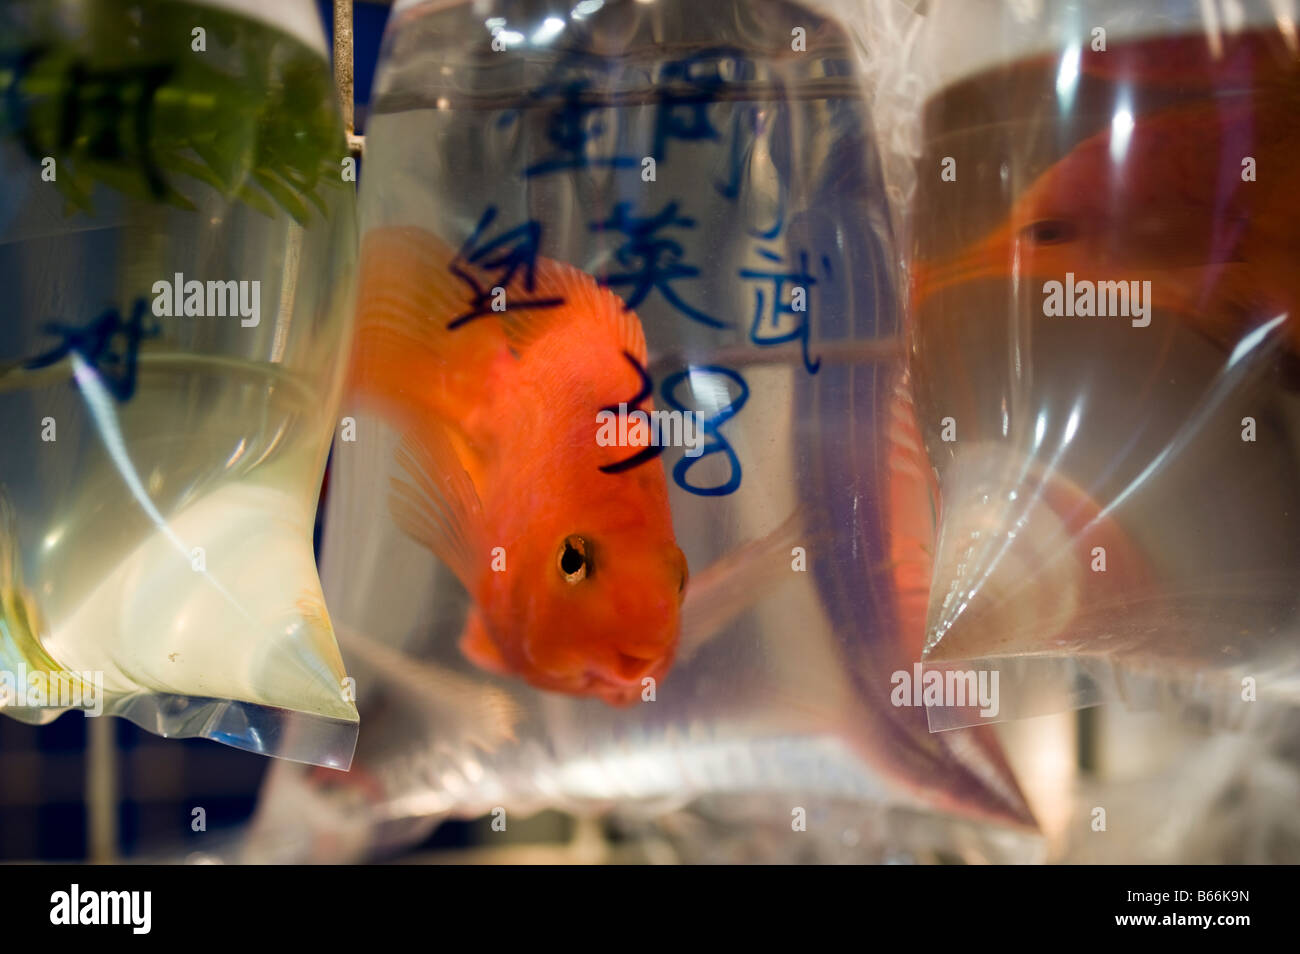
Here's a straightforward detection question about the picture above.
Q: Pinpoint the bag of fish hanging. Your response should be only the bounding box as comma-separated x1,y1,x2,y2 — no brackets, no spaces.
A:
0,0,358,766
906,0,1300,729
288,0,1038,863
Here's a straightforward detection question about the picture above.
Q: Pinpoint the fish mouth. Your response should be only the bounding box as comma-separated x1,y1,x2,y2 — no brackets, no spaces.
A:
525,639,673,704
529,672,640,706
581,654,663,690
612,650,662,681
586,675,651,707
535,654,668,705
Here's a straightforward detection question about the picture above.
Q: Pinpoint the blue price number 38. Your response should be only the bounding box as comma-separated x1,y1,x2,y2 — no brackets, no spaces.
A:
661,365,748,497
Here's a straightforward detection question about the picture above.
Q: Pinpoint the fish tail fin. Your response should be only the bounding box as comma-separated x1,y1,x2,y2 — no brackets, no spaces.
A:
350,226,510,429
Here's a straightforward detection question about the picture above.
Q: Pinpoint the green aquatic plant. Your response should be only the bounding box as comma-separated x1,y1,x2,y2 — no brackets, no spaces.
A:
0,0,345,224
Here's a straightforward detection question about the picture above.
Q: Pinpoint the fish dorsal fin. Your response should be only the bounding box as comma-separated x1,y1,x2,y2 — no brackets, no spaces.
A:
352,226,511,427
387,425,486,591
498,256,648,364
356,227,648,382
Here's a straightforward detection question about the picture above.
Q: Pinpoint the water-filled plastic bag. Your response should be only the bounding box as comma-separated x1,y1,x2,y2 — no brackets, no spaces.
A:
908,0,1300,727
245,0,1039,861
0,0,358,766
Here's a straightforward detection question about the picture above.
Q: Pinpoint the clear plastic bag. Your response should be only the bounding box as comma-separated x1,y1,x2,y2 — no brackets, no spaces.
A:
251,0,1038,861
1058,705,1300,863
906,0,1300,728
0,0,358,766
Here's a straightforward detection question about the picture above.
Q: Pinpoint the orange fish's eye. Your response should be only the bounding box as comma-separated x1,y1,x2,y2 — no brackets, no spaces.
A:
558,535,589,584
1020,218,1078,246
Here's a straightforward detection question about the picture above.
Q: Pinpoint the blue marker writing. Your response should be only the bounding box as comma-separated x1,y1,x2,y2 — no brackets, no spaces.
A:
591,200,727,329
661,365,748,496
24,297,159,402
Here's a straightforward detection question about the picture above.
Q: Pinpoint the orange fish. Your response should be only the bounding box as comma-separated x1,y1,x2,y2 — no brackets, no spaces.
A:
912,87,1300,356
348,226,688,705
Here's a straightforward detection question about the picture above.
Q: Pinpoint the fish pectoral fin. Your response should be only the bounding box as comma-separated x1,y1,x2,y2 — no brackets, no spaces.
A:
679,507,813,660
1163,263,1294,354
499,257,648,364
335,621,521,747
458,609,512,676
387,425,486,590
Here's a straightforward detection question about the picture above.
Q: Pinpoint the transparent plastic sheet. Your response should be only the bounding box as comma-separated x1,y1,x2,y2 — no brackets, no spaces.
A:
1012,703,1300,864
0,0,359,766
905,0,1300,729
239,0,1041,863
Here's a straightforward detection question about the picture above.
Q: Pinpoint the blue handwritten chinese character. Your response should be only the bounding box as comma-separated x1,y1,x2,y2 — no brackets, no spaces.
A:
591,200,726,329
740,248,827,374
504,47,755,179
448,206,566,329
651,49,733,159
715,104,756,202
23,297,159,402
499,53,640,178
715,104,786,239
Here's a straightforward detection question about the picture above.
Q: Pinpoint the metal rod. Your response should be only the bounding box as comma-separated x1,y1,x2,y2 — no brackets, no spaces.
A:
333,0,365,156
86,715,118,863
334,0,354,135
